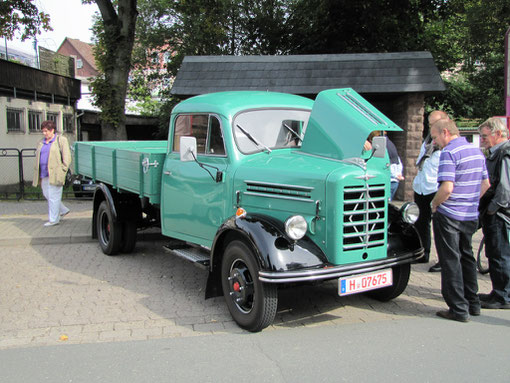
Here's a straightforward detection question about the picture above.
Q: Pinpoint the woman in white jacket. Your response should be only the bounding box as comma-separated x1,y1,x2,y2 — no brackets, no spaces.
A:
33,120,71,226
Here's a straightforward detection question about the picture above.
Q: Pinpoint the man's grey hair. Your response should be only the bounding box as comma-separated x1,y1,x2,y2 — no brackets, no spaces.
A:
479,117,508,138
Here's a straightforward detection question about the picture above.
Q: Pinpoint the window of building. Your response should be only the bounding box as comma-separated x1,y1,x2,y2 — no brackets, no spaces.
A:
28,110,43,132
76,59,83,69
6,108,25,133
63,114,74,133
46,112,59,126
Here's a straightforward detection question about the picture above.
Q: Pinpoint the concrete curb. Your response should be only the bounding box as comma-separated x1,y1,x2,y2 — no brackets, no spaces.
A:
0,232,165,247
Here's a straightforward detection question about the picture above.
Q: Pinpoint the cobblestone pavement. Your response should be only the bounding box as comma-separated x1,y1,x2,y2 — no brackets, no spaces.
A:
0,201,493,349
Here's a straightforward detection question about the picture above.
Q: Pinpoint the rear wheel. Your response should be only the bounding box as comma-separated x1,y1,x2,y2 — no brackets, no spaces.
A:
97,201,122,255
365,263,411,301
121,220,137,253
221,240,278,332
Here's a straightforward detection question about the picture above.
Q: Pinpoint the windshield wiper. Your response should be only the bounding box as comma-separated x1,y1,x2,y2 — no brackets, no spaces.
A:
283,123,303,143
236,124,272,153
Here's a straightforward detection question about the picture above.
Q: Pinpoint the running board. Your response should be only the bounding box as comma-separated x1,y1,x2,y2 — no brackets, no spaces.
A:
164,244,210,269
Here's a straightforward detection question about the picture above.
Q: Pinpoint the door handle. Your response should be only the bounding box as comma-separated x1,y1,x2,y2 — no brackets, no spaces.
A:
164,171,171,175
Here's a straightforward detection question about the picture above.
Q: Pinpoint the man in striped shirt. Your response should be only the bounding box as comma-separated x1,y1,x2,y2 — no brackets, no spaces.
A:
430,119,490,322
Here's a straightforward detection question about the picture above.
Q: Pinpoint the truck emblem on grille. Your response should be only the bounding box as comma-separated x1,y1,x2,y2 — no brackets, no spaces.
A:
356,174,377,181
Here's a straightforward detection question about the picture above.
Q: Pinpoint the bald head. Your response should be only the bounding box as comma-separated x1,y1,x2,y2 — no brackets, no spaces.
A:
428,110,449,126
430,118,459,148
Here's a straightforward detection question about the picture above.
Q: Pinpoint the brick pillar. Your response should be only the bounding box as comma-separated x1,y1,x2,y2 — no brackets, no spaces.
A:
387,93,424,201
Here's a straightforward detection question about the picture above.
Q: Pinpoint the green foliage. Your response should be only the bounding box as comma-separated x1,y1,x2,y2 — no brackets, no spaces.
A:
90,75,124,126
90,0,509,127
425,0,510,119
153,97,180,139
0,0,52,41
285,0,442,54
126,68,162,116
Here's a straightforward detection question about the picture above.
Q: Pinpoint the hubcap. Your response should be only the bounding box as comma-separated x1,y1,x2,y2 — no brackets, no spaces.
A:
229,259,255,314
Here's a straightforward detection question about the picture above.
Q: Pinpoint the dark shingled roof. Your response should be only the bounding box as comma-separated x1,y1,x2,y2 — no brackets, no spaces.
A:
171,52,445,97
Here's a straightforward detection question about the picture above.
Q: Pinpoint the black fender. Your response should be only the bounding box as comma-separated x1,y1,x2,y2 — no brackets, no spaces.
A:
212,213,328,272
387,203,423,257
92,183,142,239
205,213,329,298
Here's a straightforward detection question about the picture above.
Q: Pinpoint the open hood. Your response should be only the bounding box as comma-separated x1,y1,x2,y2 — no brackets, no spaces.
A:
300,88,401,160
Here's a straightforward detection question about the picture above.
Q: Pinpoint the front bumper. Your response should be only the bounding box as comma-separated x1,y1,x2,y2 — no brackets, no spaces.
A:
258,248,423,283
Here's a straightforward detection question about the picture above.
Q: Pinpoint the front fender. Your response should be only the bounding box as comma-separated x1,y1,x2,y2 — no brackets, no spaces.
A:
211,213,328,273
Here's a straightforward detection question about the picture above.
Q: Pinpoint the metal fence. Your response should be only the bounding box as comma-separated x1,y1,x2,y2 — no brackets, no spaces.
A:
0,147,91,200
0,148,23,200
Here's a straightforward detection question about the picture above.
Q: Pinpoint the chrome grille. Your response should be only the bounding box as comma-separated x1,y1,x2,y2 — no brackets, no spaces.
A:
343,183,386,251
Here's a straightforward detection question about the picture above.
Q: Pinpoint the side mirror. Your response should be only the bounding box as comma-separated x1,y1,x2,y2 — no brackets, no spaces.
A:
180,136,197,162
372,136,387,159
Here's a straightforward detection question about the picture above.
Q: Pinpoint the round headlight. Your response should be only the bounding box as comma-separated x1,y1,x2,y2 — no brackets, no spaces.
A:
284,215,308,240
401,202,420,224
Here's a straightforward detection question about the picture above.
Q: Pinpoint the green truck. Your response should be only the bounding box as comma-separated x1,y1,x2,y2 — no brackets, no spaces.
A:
74,88,423,331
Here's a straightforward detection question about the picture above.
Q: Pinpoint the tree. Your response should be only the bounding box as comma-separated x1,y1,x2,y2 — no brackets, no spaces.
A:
426,0,510,118
285,0,442,55
129,0,294,137
0,0,51,41
88,0,138,140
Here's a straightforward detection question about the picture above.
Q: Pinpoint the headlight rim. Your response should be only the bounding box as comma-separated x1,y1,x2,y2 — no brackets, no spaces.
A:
284,215,308,241
401,202,420,224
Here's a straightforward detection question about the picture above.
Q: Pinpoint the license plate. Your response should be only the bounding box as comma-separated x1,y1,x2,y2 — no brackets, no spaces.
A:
338,269,393,296
83,185,95,191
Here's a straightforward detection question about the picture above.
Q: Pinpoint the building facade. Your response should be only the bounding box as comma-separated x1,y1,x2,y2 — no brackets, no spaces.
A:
0,59,80,187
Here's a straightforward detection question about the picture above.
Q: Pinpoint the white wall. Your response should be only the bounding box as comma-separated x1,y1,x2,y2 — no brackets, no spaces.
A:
0,97,77,187
0,97,77,149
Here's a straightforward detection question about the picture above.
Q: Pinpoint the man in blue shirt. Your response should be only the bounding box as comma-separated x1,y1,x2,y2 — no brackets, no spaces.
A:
430,119,490,322
413,111,447,269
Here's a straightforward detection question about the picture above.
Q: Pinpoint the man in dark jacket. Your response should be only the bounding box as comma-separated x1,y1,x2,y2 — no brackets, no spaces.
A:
478,117,510,309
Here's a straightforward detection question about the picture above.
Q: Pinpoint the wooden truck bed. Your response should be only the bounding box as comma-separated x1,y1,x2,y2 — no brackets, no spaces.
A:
73,141,167,205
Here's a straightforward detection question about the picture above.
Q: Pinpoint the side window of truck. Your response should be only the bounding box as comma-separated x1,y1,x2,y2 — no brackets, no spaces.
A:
173,114,225,156
207,116,225,155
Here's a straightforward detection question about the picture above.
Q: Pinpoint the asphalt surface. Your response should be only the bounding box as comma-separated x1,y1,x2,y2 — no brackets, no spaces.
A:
0,199,508,382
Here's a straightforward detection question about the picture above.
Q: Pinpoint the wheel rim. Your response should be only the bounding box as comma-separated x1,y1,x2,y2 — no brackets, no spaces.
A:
228,258,255,314
99,210,111,246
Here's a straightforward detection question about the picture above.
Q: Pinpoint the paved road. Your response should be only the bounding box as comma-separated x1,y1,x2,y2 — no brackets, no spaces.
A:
1,313,510,383
0,217,493,348
1,200,508,382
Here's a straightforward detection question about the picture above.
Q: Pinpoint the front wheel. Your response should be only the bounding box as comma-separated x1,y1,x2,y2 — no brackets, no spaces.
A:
97,201,122,255
221,240,278,332
365,263,411,301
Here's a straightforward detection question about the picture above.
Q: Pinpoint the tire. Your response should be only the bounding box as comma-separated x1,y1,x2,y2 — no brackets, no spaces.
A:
476,237,489,275
97,201,122,255
121,220,137,254
221,240,278,332
365,263,411,302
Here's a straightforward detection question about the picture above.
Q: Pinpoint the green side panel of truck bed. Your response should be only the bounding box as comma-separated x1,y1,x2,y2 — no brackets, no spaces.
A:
74,141,167,205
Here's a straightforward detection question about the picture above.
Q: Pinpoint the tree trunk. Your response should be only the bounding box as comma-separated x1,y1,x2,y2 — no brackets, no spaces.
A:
96,0,138,141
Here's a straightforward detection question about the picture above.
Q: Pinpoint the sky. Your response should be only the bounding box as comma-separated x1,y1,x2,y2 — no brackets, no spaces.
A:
6,0,99,54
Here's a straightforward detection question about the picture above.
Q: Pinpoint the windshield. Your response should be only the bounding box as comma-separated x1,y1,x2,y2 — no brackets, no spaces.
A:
233,109,311,154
